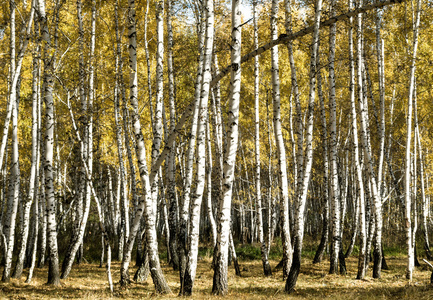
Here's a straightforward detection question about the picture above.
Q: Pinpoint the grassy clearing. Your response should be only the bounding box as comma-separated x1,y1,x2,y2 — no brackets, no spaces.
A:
1,251,433,299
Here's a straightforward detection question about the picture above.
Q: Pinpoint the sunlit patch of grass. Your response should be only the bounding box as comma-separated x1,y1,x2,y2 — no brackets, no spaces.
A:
1,250,433,299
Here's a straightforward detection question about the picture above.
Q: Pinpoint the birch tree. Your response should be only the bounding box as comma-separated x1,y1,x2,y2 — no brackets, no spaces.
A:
2,0,18,283
212,0,241,295
404,0,421,280
183,0,214,294
165,0,179,271
349,0,367,279
61,0,96,279
178,2,205,292
119,0,171,293
286,0,322,292
272,0,291,280
39,0,61,285
328,0,340,275
254,0,271,276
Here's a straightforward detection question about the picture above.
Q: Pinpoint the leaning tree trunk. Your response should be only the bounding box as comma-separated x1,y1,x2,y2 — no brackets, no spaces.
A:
183,0,214,295
179,10,206,295
61,0,96,279
13,2,39,278
2,0,36,282
351,0,367,279
313,48,329,265
212,0,241,295
286,0,321,293
2,0,18,283
118,0,170,293
272,0,292,280
165,0,179,271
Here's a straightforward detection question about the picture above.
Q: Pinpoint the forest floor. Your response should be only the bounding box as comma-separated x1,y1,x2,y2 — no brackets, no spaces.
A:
1,250,433,299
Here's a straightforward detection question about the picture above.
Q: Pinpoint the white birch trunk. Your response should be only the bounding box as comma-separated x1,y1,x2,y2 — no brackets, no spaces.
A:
179,5,206,291
404,0,421,281
40,0,60,284
118,0,170,293
286,0,322,292
165,0,179,271
351,0,367,279
212,0,241,295
253,0,271,276
206,121,217,247
183,0,214,295
313,49,329,264
61,0,96,279
13,1,39,278
328,0,340,275
271,0,292,281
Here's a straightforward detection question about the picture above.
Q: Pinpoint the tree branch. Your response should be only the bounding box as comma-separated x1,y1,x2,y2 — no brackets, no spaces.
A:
210,0,406,87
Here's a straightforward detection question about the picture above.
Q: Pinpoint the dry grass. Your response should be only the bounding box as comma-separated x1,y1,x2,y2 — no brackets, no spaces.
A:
1,254,433,299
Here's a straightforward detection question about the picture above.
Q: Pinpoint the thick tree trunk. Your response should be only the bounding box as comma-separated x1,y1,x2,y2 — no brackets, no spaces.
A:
38,0,61,285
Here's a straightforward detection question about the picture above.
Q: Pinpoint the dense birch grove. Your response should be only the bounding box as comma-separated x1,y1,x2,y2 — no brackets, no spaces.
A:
2,0,433,296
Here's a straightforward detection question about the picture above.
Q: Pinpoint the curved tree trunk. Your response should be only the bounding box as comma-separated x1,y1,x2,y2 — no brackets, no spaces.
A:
178,6,206,294
183,0,214,295
286,0,321,292
118,0,170,293
61,0,96,279
272,0,292,281
313,55,329,265
212,0,241,295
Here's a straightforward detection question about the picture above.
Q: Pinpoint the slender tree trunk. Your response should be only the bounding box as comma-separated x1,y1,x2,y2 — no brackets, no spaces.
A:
405,0,421,280
13,2,39,278
253,0,271,276
37,0,61,285
212,0,241,295
351,0,367,279
117,0,170,293
165,0,179,271
184,3,214,293
272,0,292,281
313,48,329,265
206,121,217,247
417,118,432,259
328,0,340,275
178,6,206,294
61,0,96,279
286,0,321,292
2,0,17,283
